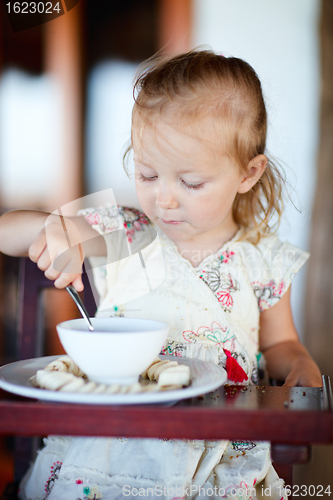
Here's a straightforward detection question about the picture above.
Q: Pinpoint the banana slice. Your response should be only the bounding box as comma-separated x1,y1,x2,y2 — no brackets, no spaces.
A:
44,356,85,378
141,383,160,393
118,385,132,394
157,365,191,387
44,358,68,373
125,383,142,394
160,384,183,391
141,358,161,379
92,383,108,394
105,384,121,394
59,377,85,392
36,370,76,391
147,360,178,381
78,381,98,393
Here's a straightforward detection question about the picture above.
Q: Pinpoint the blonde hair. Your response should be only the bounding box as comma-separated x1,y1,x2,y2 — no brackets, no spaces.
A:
125,49,284,243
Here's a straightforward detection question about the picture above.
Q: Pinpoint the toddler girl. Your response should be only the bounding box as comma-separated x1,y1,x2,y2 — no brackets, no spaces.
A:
0,49,321,500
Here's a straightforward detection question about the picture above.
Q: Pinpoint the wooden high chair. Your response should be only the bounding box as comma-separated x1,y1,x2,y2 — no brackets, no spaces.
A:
0,256,332,499
0,256,96,499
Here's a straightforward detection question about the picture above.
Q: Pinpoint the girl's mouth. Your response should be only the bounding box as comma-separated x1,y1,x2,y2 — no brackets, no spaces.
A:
162,219,183,225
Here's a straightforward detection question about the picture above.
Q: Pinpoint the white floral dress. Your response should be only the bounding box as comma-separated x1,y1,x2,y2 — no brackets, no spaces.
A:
19,206,309,500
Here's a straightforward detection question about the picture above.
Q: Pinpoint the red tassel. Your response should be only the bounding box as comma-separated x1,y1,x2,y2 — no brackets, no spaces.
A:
224,349,248,383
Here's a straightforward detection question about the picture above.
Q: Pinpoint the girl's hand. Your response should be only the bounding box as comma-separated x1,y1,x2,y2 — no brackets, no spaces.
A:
0,209,106,291
28,216,85,292
283,355,322,387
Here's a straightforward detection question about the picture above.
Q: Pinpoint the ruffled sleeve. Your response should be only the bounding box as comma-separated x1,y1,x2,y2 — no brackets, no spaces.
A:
242,235,309,312
78,205,154,247
78,205,123,235
78,205,156,307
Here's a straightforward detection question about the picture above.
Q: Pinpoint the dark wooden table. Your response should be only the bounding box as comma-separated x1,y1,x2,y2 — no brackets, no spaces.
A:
0,377,332,495
1,383,332,444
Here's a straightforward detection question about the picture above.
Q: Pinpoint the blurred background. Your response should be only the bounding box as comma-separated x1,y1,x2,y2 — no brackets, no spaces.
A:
0,0,332,494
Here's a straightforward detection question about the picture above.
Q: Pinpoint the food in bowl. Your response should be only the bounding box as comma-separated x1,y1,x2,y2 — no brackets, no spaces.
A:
56,317,169,385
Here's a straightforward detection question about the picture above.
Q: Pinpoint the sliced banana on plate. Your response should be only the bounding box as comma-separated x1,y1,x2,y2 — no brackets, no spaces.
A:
32,356,191,394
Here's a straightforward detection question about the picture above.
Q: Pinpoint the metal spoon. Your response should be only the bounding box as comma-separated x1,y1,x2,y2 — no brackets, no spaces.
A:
66,285,94,331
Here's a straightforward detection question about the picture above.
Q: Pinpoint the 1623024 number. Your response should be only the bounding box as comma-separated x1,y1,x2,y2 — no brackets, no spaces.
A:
278,485,331,497
6,2,61,14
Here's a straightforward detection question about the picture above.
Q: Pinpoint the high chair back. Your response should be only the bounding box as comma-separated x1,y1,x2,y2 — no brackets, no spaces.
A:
2,256,97,497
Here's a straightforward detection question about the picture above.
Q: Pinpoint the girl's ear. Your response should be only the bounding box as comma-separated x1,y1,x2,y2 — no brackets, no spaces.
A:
237,154,267,194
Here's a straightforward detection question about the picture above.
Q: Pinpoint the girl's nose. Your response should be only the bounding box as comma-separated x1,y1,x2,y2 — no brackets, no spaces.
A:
155,184,179,210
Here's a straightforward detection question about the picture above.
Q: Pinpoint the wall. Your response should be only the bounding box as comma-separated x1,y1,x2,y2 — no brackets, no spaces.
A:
85,61,140,209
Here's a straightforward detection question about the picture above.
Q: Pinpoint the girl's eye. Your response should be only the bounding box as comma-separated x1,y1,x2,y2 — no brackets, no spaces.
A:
139,174,157,182
182,180,204,190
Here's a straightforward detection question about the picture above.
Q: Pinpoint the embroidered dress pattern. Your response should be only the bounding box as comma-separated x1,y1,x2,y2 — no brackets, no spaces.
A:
183,321,235,347
198,252,239,313
119,206,151,243
219,249,235,264
161,340,186,357
81,205,151,243
110,304,125,317
251,279,286,312
76,485,103,500
44,461,62,498
83,205,120,233
225,480,255,499
231,441,257,452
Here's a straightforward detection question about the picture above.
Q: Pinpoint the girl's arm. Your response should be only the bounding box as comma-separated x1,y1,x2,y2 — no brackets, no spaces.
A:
259,287,322,387
0,210,50,256
0,210,107,290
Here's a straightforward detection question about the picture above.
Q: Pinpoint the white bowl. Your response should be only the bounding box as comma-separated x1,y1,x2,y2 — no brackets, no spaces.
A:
56,317,169,385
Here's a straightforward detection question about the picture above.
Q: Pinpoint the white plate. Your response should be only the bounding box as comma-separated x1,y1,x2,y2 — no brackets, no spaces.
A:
0,355,226,405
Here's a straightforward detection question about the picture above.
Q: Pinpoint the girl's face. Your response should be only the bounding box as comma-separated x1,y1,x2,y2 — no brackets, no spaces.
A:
133,117,246,252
